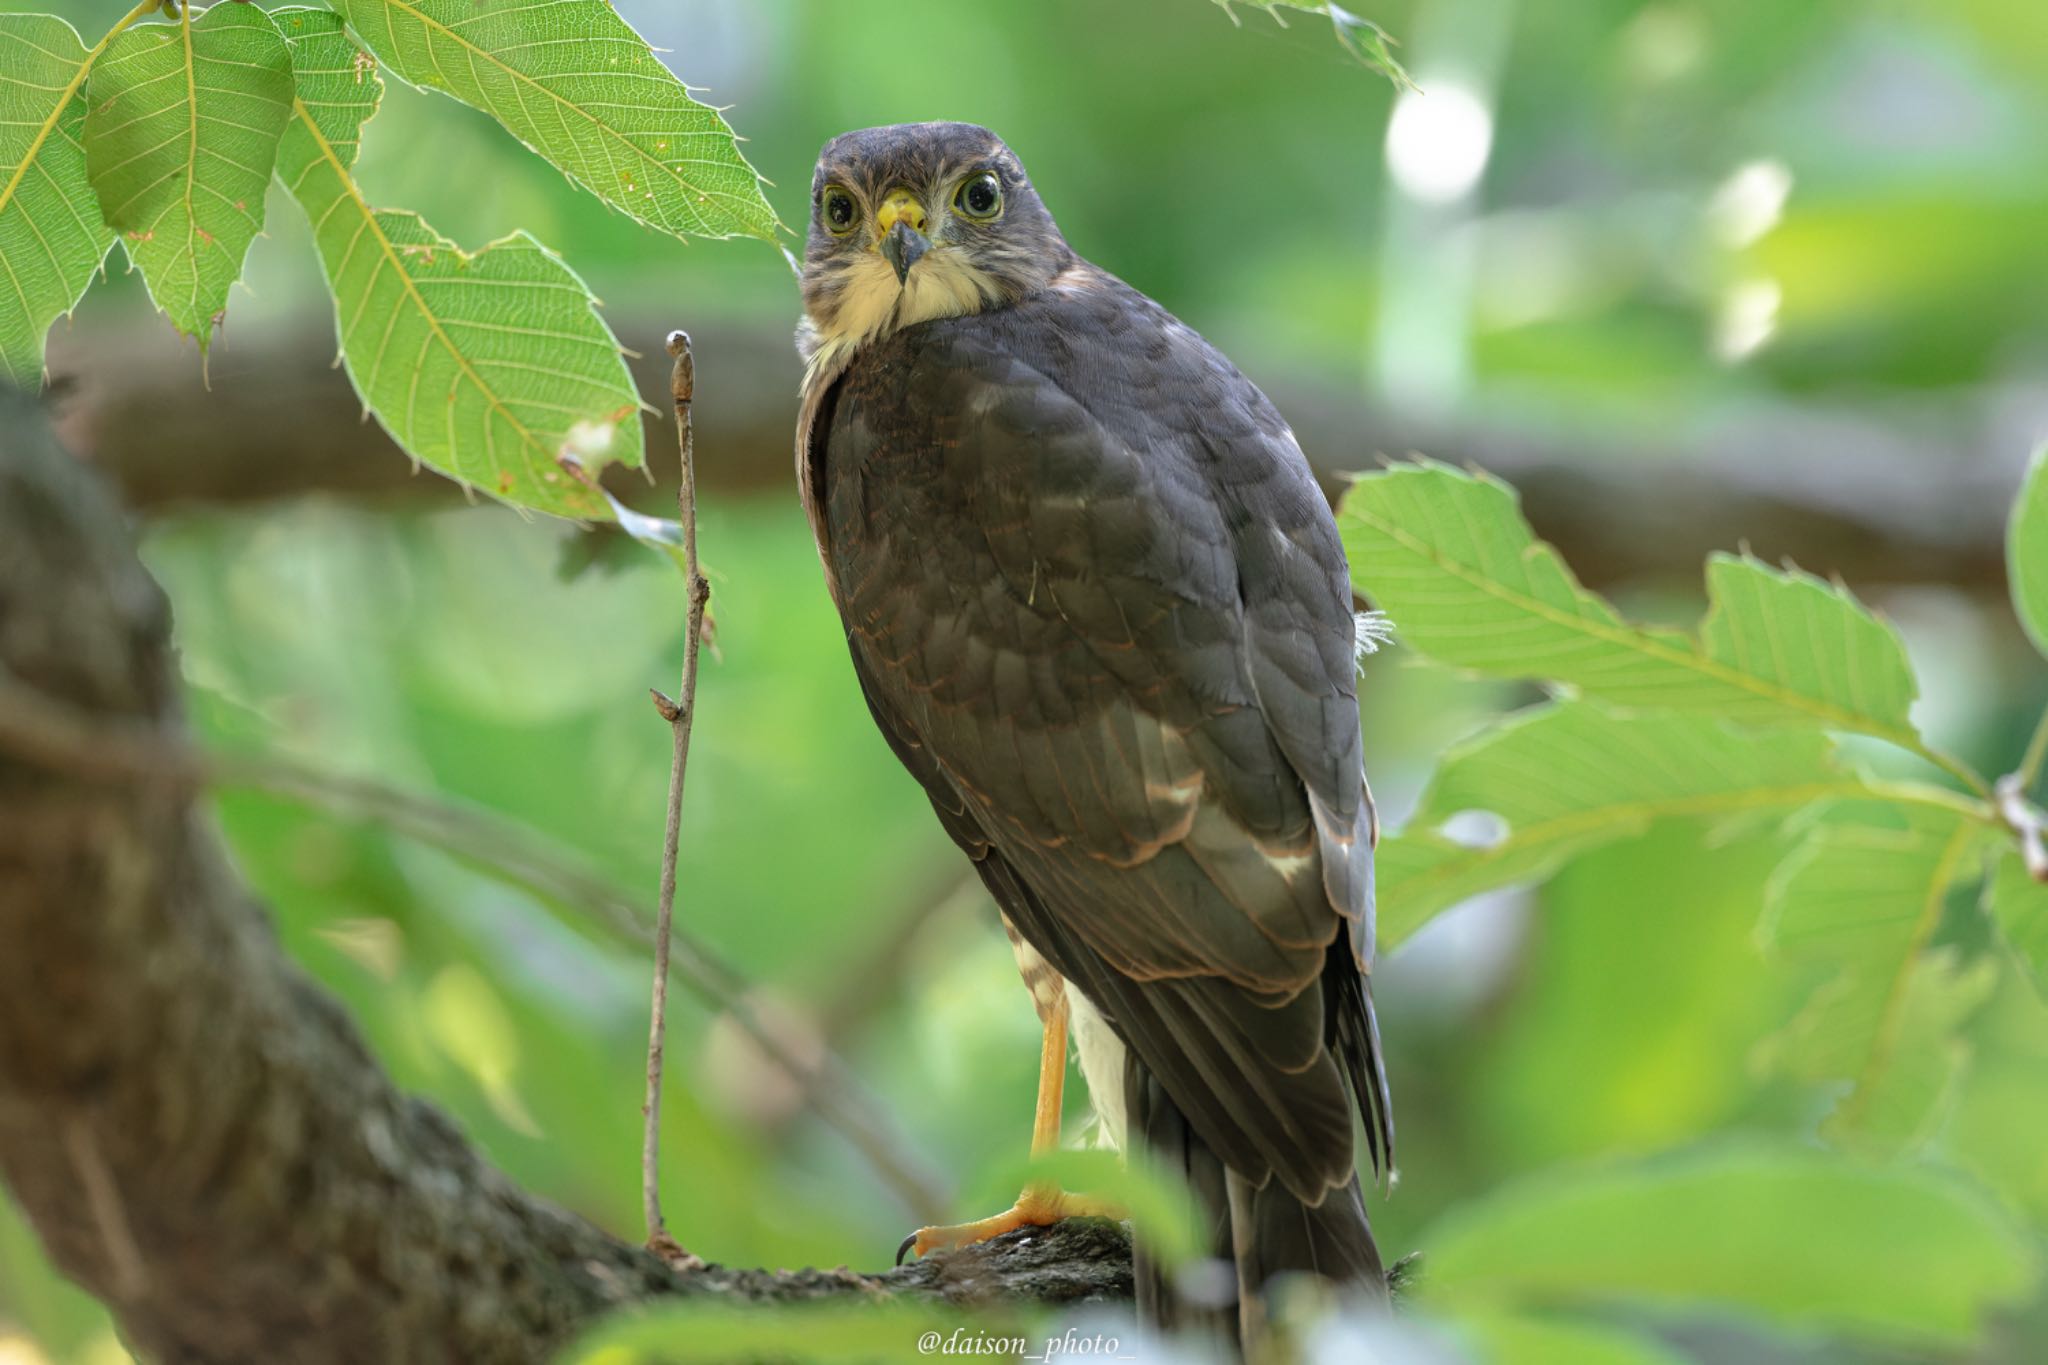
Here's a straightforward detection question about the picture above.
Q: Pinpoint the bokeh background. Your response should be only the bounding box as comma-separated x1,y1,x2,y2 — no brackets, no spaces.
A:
4,0,2048,1361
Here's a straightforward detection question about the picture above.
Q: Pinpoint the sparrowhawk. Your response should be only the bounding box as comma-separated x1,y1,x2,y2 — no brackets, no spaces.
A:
793,122,1392,1338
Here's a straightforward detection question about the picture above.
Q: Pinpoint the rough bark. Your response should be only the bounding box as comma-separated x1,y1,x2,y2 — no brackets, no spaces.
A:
0,390,1131,1364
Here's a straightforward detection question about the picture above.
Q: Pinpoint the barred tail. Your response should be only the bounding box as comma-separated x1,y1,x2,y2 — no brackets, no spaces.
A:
1125,1049,1389,1352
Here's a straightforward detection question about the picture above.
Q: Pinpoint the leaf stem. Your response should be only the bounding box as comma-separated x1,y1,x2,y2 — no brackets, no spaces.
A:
1912,740,1994,803
104,0,167,51
1861,777,1999,824
2013,704,2048,796
641,331,710,1267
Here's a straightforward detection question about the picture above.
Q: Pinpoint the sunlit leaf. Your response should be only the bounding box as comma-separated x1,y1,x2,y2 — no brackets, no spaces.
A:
1338,462,1924,749
2005,446,2048,658
1420,1143,2038,1346
1695,556,1918,734
273,8,641,518
0,15,114,381
1758,804,1996,1155
330,0,777,242
83,3,292,348
1379,703,1868,948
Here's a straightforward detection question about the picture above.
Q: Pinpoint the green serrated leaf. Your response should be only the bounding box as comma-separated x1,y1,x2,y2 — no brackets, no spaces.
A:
0,15,116,382
1985,848,2048,997
1758,804,1994,1155
2006,447,2048,657
1762,803,1982,963
1338,462,1924,749
1378,704,1867,949
1419,1142,2038,1346
270,9,371,166
83,3,293,347
330,0,777,243
1696,554,1919,731
1773,951,1997,1156
273,8,641,519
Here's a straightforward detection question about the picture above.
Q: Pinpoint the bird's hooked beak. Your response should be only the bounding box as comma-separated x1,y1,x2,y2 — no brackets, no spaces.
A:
875,187,931,286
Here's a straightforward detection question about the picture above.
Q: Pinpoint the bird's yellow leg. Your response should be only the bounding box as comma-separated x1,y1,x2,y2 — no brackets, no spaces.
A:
897,994,1124,1263
1027,988,1071,1158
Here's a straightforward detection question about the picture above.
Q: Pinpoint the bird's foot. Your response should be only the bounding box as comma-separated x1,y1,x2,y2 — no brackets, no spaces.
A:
896,1184,1124,1264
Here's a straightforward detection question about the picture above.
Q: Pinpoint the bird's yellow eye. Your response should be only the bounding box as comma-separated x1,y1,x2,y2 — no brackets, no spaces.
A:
954,172,1002,220
821,185,858,234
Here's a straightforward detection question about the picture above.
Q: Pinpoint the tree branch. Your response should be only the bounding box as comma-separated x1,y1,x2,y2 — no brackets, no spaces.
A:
0,391,1130,1362
0,661,957,1229
44,317,2041,597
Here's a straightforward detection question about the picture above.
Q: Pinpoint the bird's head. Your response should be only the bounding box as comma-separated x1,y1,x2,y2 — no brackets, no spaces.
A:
799,123,1070,366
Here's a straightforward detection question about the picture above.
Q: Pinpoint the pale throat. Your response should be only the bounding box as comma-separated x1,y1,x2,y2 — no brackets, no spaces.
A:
803,246,1004,390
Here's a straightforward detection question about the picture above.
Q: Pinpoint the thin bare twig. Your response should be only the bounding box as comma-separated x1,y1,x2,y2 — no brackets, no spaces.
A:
641,332,713,1265
0,667,951,1223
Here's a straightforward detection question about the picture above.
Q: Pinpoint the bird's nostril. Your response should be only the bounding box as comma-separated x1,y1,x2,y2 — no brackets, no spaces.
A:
879,188,926,234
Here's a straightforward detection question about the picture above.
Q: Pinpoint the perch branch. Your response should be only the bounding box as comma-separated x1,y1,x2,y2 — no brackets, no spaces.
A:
642,331,714,1263
0,390,1129,1364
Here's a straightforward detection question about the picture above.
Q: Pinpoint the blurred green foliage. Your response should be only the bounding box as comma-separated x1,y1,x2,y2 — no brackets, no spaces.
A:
4,0,2048,1362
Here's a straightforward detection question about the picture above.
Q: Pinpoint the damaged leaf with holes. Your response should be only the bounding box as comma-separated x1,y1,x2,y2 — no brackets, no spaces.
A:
329,0,779,242
272,7,642,518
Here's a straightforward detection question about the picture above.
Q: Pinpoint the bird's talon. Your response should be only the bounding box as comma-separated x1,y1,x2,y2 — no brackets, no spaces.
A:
895,1187,1123,1263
